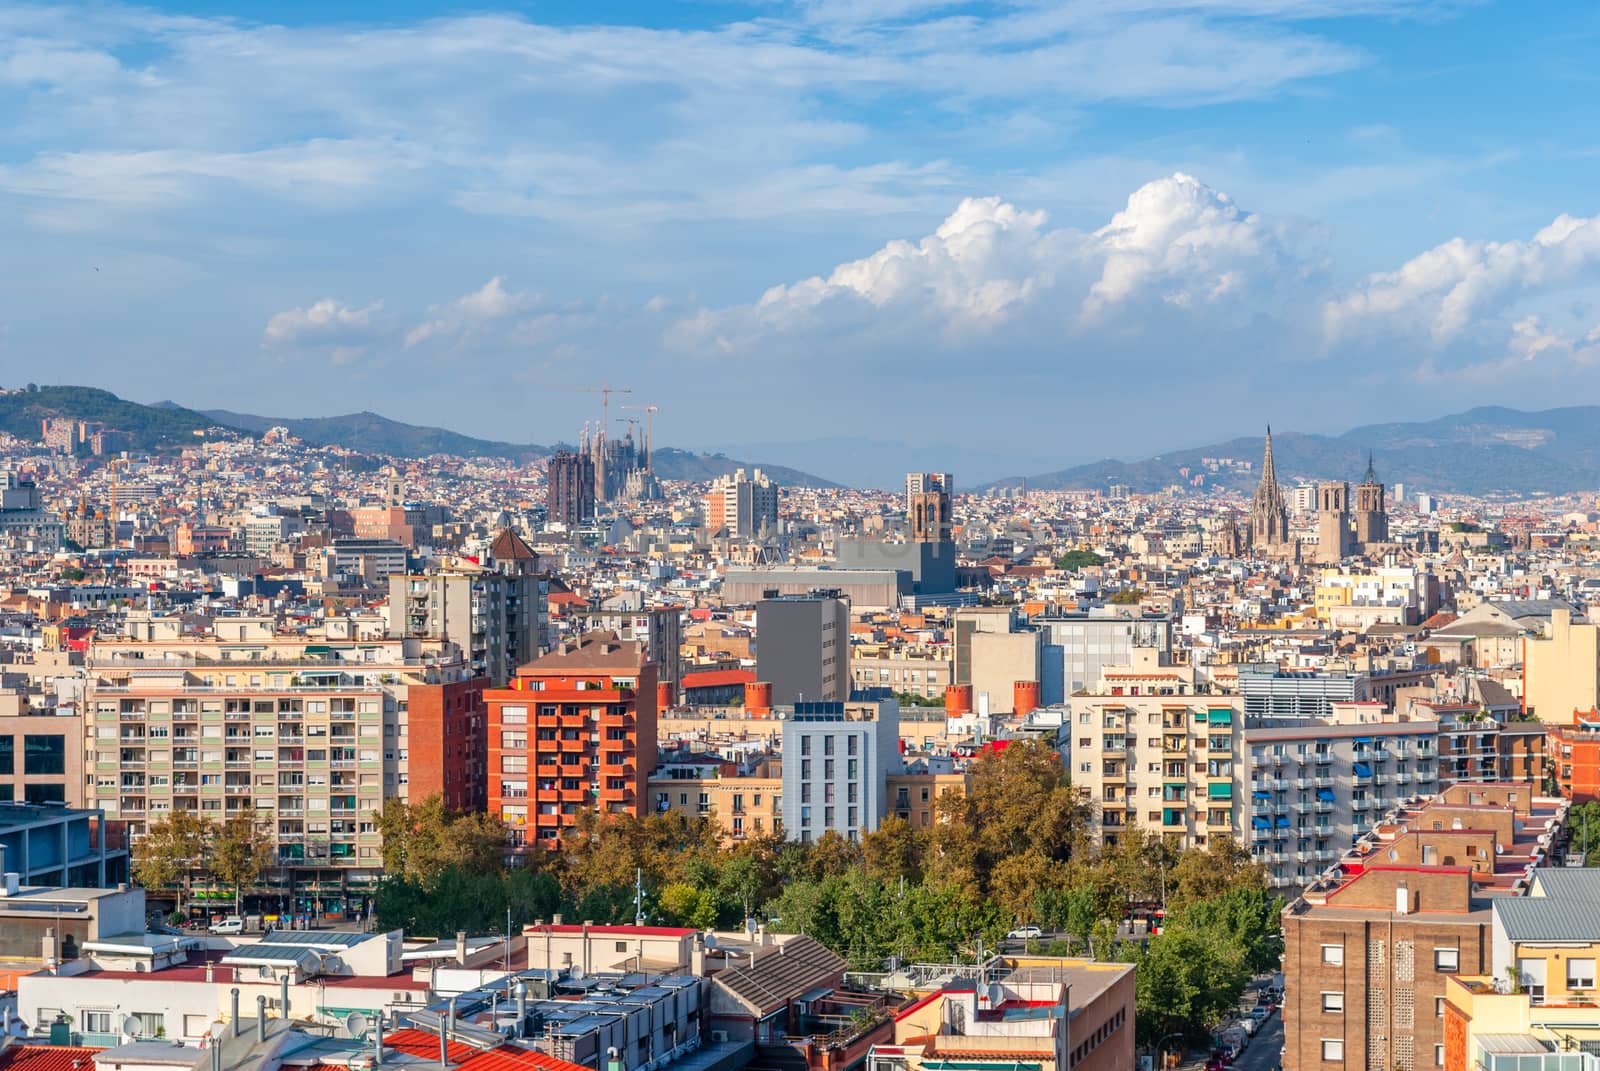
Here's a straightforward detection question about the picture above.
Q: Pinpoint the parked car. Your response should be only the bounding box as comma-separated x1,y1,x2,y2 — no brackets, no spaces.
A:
1238,1016,1258,1037
209,916,245,935
1007,925,1043,940
1248,1006,1271,1024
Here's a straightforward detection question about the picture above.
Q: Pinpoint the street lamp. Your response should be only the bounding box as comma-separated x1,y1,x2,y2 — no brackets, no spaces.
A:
1155,1031,1184,1071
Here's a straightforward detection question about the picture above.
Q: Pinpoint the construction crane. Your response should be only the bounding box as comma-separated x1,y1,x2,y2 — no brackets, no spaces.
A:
550,384,633,443
550,385,632,500
621,404,659,471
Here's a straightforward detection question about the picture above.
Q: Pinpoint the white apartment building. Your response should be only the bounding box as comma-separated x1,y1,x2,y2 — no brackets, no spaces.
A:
779,695,901,843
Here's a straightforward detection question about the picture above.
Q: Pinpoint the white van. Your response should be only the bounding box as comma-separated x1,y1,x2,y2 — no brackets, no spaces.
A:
209,916,245,935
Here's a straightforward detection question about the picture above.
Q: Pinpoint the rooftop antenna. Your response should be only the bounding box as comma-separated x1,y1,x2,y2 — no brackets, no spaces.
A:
634,866,646,926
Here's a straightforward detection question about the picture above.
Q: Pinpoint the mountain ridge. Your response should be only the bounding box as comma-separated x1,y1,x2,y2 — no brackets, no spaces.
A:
988,405,1600,497
0,386,838,486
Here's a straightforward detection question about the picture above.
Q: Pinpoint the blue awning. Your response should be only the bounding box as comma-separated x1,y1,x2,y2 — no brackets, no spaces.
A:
1354,762,1372,777
1275,816,1290,828
1353,736,1373,744
1253,790,1271,801
1252,816,1270,830
1316,787,1336,801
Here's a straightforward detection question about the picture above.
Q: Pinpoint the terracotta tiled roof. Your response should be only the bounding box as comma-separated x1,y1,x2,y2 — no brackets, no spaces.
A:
0,1046,104,1071
380,1029,589,1071
490,529,538,561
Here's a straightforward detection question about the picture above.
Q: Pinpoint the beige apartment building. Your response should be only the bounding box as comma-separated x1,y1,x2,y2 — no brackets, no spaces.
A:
849,644,952,701
84,612,474,911
645,767,966,838
648,768,784,840
1523,605,1600,721
1067,653,1243,850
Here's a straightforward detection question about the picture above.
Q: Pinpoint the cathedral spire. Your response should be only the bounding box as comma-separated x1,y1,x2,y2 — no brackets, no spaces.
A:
1364,451,1377,484
1260,426,1277,486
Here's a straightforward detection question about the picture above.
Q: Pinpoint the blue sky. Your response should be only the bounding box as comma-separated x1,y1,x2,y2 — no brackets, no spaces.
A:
2,0,1600,484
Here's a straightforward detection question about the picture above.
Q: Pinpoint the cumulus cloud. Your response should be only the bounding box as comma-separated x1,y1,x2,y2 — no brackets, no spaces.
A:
1326,212,1600,342
405,277,541,347
263,298,383,345
670,172,1314,357
1083,172,1301,318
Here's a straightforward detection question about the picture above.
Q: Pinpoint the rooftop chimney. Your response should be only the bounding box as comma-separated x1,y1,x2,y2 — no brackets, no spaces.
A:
456,930,468,965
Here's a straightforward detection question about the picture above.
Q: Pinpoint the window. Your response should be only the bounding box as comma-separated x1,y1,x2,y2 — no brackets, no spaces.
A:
23,734,65,775
1321,1040,1343,1061
615,941,629,952
1435,947,1459,973
1322,992,1343,1013
1569,958,1596,991
131,1013,163,1038
1436,997,1446,1019
1436,1045,1445,1067
1321,944,1344,966
81,1010,114,1034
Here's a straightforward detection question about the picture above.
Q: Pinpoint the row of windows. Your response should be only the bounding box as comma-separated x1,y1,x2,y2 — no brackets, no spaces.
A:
1321,943,1460,971
1319,1039,1443,1066
0,735,65,775
1068,1007,1125,1068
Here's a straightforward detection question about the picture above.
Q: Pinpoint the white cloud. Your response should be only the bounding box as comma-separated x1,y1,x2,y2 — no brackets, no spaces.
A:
0,0,1413,234
1083,171,1299,318
1326,212,1600,342
672,172,1315,356
405,277,540,347
263,298,383,345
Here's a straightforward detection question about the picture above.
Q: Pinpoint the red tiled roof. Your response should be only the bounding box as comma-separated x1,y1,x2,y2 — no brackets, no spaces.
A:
380,1030,588,1071
0,1046,103,1071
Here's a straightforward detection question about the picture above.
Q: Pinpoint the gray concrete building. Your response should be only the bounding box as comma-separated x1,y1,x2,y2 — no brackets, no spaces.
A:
387,567,544,686
756,593,850,705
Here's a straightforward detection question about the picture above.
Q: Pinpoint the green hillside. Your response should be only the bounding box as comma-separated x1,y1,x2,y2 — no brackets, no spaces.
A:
0,385,227,449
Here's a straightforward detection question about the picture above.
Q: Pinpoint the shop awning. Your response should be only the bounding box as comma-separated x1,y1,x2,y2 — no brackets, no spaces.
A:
1317,788,1336,802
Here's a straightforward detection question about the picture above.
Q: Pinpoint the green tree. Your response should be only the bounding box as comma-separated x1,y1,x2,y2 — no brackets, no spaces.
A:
375,795,508,883
932,739,1087,894
805,830,862,880
209,809,274,914
1166,836,1265,913
1177,885,1283,975
133,810,208,916
1109,589,1145,605
860,816,924,885
1123,924,1249,1047
1055,549,1105,571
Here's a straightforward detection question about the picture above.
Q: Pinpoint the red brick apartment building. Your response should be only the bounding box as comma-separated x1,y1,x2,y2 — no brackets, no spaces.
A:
1548,712,1600,801
485,631,658,851
406,677,487,813
1282,783,1570,1071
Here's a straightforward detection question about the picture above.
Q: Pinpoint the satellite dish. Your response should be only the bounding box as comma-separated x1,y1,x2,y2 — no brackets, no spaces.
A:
345,1013,370,1038
122,1015,143,1038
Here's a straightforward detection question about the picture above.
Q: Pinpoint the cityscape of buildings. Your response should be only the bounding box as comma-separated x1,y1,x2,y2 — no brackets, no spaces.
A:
10,399,1600,1071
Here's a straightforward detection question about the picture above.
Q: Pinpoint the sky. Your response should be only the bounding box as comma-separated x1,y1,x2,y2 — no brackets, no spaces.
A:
3,0,1600,485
